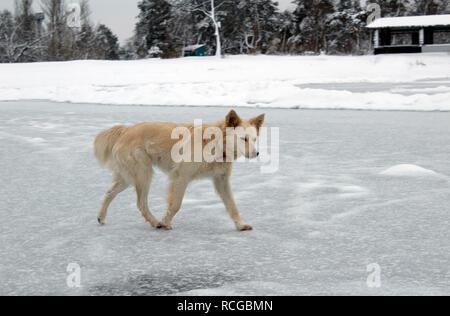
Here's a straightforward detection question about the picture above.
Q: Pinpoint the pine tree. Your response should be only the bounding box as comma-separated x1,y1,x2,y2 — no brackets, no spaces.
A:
134,0,173,58
92,24,120,60
328,0,368,54
237,0,279,54
73,23,96,59
292,0,335,54
412,0,450,15
275,10,296,54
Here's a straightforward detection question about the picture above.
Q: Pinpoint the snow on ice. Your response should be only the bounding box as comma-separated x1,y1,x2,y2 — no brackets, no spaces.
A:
380,164,438,177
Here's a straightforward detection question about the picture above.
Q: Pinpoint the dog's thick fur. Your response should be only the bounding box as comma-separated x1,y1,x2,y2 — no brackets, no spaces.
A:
94,110,265,231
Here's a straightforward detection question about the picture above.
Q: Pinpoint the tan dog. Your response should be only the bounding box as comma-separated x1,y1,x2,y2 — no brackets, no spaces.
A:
94,110,265,231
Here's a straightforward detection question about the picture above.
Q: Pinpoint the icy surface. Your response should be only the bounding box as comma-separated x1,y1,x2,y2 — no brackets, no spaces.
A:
0,55,450,110
0,101,449,296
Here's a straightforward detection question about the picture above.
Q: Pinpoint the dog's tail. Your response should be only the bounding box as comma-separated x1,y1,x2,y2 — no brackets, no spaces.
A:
94,125,128,167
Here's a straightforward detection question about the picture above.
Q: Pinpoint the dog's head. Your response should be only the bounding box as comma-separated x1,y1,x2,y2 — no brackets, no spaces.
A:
224,110,265,160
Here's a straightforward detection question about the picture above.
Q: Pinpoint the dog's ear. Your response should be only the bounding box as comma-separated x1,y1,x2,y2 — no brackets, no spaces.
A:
249,114,265,133
226,110,242,128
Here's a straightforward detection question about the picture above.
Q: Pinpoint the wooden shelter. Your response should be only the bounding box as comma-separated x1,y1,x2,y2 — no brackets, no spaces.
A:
367,15,450,54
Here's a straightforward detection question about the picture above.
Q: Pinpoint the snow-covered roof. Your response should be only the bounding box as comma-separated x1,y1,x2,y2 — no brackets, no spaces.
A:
367,14,450,29
184,44,205,51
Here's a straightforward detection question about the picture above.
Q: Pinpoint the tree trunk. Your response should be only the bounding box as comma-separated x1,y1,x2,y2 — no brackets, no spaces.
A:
211,0,221,58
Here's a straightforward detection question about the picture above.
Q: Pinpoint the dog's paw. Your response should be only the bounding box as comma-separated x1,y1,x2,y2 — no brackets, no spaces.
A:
238,224,253,231
98,218,105,226
156,222,173,230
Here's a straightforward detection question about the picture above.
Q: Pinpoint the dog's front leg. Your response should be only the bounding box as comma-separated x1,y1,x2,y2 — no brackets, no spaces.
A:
213,175,253,231
158,175,188,230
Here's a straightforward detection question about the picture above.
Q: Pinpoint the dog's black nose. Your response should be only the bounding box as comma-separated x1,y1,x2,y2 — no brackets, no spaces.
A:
257,152,260,157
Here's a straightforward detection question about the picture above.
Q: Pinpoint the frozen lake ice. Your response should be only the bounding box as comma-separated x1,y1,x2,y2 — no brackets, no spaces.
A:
0,101,449,295
296,78,450,96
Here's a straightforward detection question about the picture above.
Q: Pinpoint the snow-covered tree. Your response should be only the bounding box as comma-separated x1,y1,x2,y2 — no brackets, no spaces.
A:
0,1,49,63
0,10,15,62
180,0,225,57
119,38,139,60
92,24,120,60
274,10,296,54
167,0,226,56
134,0,173,58
14,0,36,44
366,0,408,17
327,0,368,54
0,0,122,63
412,0,450,14
292,0,335,54
236,0,279,54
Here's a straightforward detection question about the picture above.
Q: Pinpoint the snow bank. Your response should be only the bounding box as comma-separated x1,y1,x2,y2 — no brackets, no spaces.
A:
380,164,439,177
1,54,450,110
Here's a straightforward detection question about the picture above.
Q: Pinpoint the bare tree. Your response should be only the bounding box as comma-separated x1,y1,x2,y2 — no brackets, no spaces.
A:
0,2,50,63
41,0,71,60
0,18,51,62
185,0,224,57
1,0,121,62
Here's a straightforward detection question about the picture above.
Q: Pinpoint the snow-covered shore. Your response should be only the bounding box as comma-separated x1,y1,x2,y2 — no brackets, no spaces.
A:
1,54,449,110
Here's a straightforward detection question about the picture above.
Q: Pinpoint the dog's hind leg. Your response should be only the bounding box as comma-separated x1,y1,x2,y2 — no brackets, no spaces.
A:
134,167,159,228
98,173,129,225
213,174,252,231
158,173,189,230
